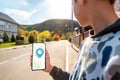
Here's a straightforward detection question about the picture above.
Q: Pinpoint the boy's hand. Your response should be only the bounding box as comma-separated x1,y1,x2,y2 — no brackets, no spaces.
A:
30,50,53,73
43,50,53,73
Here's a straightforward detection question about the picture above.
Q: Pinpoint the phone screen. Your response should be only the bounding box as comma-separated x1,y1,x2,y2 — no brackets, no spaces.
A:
32,43,46,70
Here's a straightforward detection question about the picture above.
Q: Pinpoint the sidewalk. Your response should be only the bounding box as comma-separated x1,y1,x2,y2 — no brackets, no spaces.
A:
67,41,79,72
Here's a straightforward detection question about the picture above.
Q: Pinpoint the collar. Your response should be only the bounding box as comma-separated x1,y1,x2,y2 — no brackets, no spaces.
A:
92,19,120,38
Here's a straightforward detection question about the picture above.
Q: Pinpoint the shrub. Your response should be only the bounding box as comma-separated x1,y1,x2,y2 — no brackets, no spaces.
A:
61,34,66,40
45,37,51,42
28,34,36,43
51,34,56,41
3,32,9,43
11,34,16,42
38,30,51,42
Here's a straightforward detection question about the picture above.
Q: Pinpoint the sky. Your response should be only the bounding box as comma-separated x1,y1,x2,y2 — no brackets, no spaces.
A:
0,0,73,25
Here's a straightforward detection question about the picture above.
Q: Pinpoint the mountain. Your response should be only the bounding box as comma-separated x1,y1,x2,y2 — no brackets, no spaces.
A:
21,19,80,34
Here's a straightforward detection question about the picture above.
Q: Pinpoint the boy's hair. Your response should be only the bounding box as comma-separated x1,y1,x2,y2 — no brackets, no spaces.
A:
109,0,115,4
74,0,115,4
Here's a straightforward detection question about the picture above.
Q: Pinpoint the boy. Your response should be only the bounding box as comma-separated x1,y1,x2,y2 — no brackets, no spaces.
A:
31,0,120,80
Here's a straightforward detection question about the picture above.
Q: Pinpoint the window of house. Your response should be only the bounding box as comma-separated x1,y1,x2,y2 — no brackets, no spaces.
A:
6,23,11,28
0,20,6,27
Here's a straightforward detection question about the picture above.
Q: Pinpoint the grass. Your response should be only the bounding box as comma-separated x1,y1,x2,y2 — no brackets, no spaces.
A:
0,42,30,48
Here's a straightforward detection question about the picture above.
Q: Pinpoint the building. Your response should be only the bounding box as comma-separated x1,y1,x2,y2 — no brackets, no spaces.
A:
0,12,19,42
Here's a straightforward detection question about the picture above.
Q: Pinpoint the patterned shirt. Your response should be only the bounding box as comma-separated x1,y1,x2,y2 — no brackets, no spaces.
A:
69,19,120,80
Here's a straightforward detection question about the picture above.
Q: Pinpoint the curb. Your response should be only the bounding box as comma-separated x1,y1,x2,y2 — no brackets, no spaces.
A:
0,44,31,52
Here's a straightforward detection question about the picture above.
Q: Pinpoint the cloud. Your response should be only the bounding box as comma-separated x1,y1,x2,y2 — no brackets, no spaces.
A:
45,0,72,19
0,0,28,9
1,0,72,24
4,9,30,21
3,8,39,24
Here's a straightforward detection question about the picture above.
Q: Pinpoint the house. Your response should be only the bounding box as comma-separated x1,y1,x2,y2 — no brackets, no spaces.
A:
0,12,19,42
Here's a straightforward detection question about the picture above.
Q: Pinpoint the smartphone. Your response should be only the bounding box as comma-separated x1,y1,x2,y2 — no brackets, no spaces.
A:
32,43,46,71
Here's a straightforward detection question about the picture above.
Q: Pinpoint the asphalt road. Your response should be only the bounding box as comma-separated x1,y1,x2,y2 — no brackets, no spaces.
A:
0,40,78,80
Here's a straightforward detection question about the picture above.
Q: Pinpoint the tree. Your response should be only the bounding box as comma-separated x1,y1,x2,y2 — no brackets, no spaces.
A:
18,28,24,37
18,28,29,42
24,31,29,37
61,34,66,40
3,32,9,43
29,30,38,41
52,34,58,41
11,33,16,42
24,30,29,41
38,30,51,42
28,34,36,43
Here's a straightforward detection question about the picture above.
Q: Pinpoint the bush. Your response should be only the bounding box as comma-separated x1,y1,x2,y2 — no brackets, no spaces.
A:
45,37,51,42
28,34,36,43
61,34,66,40
41,39,45,43
11,34,16,42
51,34,57,41
3,32,9,43
38,30,51,42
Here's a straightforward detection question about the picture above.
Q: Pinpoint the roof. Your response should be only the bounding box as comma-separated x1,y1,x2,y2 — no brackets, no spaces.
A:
0,12,18,25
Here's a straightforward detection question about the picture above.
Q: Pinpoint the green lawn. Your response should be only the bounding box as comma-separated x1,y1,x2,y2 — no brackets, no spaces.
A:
0,42,30,48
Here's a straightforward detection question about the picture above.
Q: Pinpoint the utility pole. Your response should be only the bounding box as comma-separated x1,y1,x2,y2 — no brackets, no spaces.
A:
71,7,74,33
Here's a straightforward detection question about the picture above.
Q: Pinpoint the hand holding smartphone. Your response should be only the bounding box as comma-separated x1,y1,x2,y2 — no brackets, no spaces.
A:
32,43,46,71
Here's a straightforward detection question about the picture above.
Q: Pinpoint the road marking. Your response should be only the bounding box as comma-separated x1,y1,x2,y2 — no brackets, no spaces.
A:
0,60,9,65
0,44,31,55
11,52,30,60
0,52,30,65
65,41,69,72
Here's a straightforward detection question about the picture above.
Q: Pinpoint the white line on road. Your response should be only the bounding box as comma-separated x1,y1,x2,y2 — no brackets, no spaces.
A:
65,41,69,72
11,52,30,60
0,60,9,65
0,52,30,65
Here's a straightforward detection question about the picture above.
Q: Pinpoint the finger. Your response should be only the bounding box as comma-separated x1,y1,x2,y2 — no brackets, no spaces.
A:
45,50,50,59
30,55,32,66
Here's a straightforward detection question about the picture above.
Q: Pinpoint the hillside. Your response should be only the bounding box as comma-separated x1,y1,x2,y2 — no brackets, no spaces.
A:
21,19,80,34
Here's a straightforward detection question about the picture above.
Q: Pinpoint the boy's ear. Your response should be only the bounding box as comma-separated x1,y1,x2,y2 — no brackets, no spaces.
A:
83,0,87,4
79,0,87,5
